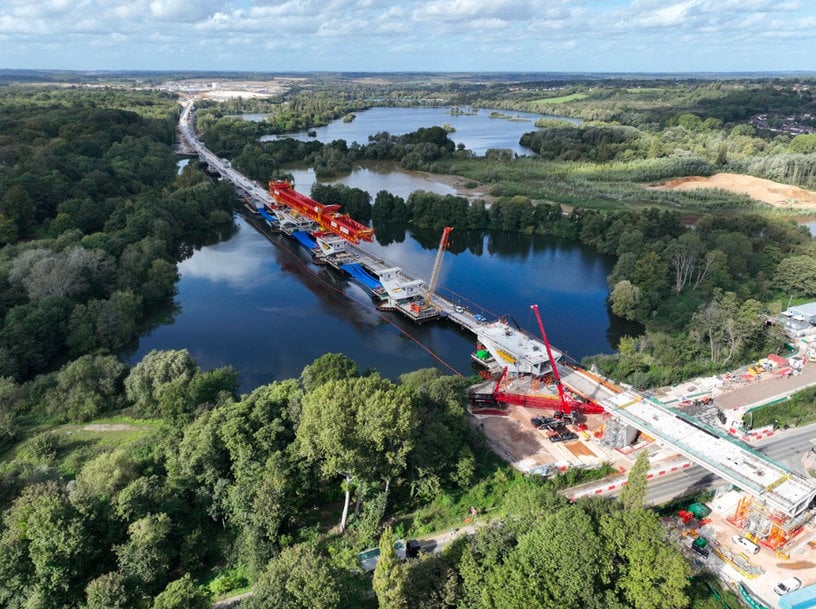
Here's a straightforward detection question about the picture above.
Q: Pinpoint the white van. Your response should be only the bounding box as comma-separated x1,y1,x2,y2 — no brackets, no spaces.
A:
732,535,760,555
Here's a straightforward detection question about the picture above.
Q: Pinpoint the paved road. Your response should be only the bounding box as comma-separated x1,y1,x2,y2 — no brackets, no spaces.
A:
754,422,816,474
715,361,816,411
600,424,816,507
645,465,721,506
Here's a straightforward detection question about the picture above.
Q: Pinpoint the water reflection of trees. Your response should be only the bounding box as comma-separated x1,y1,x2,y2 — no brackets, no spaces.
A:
403,226,487,257
487,231,532,258
373,222,407,247
175,222,240,261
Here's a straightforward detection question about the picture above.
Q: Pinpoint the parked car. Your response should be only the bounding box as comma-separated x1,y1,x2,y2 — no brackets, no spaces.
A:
405,539,422,559
774,577,801,595
731,535,760,555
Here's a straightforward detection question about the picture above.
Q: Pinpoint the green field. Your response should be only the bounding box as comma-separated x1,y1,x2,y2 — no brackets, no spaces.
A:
4,415,162,478
533,92,589,104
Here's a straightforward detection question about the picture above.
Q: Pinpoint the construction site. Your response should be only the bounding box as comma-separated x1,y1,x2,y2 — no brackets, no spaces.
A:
180,98,816,609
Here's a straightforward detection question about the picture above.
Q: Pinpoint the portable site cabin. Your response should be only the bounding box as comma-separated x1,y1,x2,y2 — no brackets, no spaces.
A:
779,584,816,609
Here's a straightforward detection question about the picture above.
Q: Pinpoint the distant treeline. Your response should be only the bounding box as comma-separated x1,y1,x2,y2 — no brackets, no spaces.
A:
202,125,466,181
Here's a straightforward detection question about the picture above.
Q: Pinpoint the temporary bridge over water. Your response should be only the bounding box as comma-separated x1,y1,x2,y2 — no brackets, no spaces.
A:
178,99,816,530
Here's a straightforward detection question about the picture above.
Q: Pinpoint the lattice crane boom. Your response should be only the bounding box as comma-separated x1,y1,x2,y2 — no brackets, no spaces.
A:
425,226,453,306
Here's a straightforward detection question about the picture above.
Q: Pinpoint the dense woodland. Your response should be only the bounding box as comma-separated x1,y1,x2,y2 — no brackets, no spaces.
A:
0,87,238,382
0,77,813,608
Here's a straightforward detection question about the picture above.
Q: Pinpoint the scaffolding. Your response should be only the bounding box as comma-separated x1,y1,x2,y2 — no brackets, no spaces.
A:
727,494,813,551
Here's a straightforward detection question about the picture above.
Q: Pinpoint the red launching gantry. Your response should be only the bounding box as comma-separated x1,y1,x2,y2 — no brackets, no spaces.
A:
268,180,375,244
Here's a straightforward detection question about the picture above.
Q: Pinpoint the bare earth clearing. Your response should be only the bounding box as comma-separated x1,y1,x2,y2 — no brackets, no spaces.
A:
82,423,141,432
649,173,816,209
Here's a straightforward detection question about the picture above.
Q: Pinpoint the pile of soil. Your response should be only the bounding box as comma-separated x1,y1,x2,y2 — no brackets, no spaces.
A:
648,173,816,209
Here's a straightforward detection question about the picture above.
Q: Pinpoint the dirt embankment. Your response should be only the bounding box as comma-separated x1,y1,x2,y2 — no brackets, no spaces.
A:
648,173,816,209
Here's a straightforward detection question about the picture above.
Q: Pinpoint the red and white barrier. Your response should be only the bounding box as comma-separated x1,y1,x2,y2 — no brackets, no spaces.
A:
568,461,692,501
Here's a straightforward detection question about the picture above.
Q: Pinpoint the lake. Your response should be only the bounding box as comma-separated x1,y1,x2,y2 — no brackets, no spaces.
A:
285,163,476,202
254,106,580,157
129,214,637,392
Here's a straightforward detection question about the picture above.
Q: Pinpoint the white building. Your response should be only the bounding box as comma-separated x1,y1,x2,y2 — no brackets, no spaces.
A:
780,301,816,338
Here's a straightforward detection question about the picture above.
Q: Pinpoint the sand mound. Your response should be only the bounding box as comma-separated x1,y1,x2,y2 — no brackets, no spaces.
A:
649,173,816,208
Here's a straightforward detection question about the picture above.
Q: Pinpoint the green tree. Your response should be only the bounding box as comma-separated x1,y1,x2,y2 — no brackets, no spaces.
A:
601,509,690,609
0,376,20,450
46,354,127,422
0,184,35,237
689,292,762,364
790,133,816,154
244,544,344,609
0,296,73,380
70,449,139,516
0,481,90,609
631,251,669,294
487,506,607,609
619,450,650,510
500,479,566,536
299,353,358,392
610,280,642,321
84,572,135,609
774,255,816,298
124,349,198,416
373,527,407,609
116,513,173,595
297,375,416,531
151,574,210,609
458,524,515,609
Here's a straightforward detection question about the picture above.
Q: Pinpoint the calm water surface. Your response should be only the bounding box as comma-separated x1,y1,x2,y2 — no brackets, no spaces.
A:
286,163,472,202
130,216,636,392
255,106,580,156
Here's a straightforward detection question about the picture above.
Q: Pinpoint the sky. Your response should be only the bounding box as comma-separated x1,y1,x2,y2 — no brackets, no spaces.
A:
0,0,814,73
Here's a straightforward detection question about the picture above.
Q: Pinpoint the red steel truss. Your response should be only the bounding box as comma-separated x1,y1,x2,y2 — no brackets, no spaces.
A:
268,180,375,244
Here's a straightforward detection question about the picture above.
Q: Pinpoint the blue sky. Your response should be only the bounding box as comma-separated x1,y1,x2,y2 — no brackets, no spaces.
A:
0,0,814,73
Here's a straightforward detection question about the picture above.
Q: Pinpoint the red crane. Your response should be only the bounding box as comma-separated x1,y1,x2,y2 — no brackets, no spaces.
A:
268,180,375,244
531,304,569,414
491,305,605,415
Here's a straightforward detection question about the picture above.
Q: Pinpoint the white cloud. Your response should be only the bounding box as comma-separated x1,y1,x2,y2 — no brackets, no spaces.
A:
414,0,536,23
635,1,698,28
150,0,225,22
0,0,813,71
